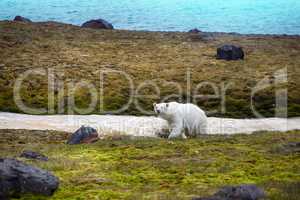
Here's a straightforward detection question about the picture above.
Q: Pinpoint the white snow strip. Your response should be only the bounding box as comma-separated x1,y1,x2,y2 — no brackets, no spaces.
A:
0,112,299,137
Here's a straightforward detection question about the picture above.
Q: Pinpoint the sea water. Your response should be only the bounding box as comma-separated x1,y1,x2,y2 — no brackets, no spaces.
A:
0,0,300,34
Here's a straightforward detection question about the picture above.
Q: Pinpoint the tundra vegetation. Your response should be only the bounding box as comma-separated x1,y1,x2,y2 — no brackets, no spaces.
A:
0,20,299,200
0,129,299,200
0,21,299,117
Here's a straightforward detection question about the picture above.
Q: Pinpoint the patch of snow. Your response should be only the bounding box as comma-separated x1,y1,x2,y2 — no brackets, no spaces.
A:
0,112,299,137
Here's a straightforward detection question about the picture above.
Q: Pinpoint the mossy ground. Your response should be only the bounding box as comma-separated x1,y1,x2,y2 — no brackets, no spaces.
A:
0,129,299,200
0,21,300,117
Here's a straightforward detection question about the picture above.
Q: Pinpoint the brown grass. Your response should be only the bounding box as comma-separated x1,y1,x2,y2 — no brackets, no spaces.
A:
0,20,299,117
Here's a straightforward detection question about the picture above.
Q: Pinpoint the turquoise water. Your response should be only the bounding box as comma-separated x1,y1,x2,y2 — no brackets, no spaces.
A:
0,0,300,34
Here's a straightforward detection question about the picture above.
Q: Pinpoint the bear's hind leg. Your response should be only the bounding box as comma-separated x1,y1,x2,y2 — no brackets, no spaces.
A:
182,133,187,139
168,122,184,139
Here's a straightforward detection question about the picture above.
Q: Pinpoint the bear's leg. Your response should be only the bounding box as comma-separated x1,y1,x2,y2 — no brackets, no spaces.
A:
194,119,208,136
199,121,208,134
168,122,184,139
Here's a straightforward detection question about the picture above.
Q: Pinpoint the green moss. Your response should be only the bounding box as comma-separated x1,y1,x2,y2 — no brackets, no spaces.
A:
0,129,299,199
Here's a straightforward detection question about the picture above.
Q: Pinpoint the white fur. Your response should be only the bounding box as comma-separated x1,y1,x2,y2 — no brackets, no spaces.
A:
154,102,208,139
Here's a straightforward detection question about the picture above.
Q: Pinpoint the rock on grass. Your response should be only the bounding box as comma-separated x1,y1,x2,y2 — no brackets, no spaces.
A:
13,16,32,23
67,126,99,145
216,44,244,60
0,158,59,199
81,19,114,29
193,184,265,200
20,150,48,161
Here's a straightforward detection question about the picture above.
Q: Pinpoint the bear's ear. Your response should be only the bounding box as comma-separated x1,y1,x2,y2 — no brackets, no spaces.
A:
166,103,169,108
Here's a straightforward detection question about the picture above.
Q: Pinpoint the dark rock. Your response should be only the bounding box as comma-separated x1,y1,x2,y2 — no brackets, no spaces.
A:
13,16,32,23
216,185,265,200
0,158,59,199
192,197,223,200
81,19,114,29
193,185,265,200
20,150,48,161
189,28,201,33
286,142,300,148
67,126,99,145
278,142,300,153
216,45,244,60
188,32,215,42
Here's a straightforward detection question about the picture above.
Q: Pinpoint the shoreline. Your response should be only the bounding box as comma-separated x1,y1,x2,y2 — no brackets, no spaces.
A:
2,19,300,37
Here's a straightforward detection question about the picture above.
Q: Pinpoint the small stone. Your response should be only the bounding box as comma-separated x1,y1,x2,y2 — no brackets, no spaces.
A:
279,142,300,153
193,184,265,200
215,185,265,200
216,44,244,60
20,150,48,161
286,142,300,148
192,197,223,200
13,16,32,23
81,19,114,29
188,28,201,33
67,126,99,145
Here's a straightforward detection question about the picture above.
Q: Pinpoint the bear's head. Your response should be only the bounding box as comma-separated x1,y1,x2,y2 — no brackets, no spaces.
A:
153,102,170,118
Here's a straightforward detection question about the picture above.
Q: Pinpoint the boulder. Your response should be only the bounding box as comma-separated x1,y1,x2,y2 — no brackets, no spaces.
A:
81,19,114,29
13,16,32,23
188,28,201,33
193,197,223,200
216,45,244,60
193,185,265,200
0,158,59,199
188,31,215,42
20,150,48,161
215,185,265,200
286,142,300,148
67,126,99,145
277,142,300,154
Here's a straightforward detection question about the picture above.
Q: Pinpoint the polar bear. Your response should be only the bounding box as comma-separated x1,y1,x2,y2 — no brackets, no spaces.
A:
154,102,208,139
